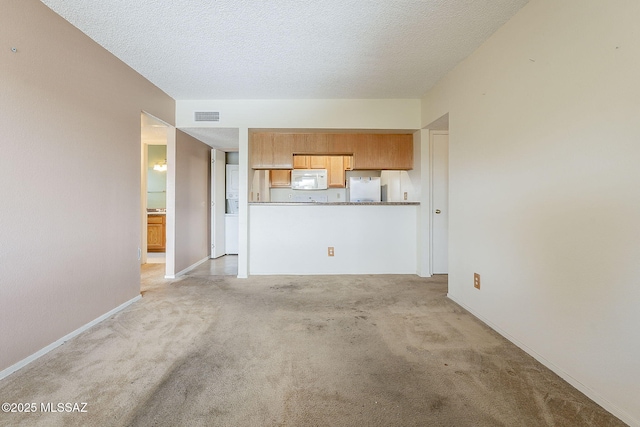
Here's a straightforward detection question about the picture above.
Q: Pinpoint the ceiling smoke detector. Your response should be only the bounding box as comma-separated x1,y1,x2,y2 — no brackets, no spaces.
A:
194,111,220,122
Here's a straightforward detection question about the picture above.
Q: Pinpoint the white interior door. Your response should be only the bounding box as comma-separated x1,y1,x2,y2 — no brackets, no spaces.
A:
431,131,449,274
211,149,226,258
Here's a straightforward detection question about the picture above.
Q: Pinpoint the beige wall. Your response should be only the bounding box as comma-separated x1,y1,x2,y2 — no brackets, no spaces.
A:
174,130,211,273
0,1,174,372
421,0,640,424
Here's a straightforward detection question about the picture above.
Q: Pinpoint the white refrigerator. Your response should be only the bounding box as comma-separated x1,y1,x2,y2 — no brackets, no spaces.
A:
348,177,381,202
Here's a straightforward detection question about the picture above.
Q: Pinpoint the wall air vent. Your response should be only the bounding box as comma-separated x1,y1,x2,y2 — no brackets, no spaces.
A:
194,111,220,122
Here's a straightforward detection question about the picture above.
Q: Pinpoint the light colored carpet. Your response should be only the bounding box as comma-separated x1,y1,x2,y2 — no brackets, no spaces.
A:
0,264,626,426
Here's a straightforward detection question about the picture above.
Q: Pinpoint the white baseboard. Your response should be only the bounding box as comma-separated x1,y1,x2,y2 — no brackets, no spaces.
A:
447,294,638,427
165,256,209,279
0,295,141,381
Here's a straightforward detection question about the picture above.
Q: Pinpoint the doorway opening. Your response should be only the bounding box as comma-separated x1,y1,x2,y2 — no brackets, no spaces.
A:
140,112,171,269
210,148,239,276
146,144,167,263
171,127,240,277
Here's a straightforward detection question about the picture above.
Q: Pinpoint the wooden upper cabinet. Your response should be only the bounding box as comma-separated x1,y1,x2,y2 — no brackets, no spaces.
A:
293,154,328,169
328,134,353,154
293,155,310,169
250,132,270,169
294,134,328,154
309,155,327,169
250,132,293,169
270,134,294,168
344,155,353,171
352,134,413,170
292,133,353,155
252,132,412,170
328,156,346,188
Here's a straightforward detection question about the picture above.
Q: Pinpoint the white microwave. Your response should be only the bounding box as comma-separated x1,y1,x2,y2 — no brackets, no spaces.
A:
291,169,328,190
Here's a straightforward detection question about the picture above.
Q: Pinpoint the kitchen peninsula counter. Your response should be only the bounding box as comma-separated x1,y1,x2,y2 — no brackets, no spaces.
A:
249,202,419,275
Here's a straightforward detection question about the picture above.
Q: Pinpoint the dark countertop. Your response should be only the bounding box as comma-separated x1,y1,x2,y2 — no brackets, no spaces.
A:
249,202,419,206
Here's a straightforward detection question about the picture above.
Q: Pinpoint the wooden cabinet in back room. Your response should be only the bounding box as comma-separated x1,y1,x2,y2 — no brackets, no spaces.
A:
147,214,166,252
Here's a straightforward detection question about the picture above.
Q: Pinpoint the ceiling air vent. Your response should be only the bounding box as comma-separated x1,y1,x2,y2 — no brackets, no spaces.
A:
194,111,220,122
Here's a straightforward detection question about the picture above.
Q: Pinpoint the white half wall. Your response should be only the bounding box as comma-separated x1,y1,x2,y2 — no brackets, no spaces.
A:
249,205,417,275
421,0,640,424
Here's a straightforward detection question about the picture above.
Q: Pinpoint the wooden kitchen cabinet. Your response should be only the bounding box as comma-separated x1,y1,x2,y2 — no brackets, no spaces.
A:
147,214,166,252
270,170,291,187
251,132,293,169
294,134,329,154
344,155,353,171
250,132,270,168
293,155,328,169
293,155,310,169
271,133,296,168
328,156,346,188
327,134,353,154
352,134,413,170
253,132,413,170
309,155,327,169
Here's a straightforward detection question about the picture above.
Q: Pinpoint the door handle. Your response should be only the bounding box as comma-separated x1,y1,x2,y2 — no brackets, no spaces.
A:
435,209,441,214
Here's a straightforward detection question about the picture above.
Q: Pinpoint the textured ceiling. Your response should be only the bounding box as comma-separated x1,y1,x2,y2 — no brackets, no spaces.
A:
41,0,529,100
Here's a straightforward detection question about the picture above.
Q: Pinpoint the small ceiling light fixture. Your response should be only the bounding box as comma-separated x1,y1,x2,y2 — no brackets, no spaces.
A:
153,160,167,172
